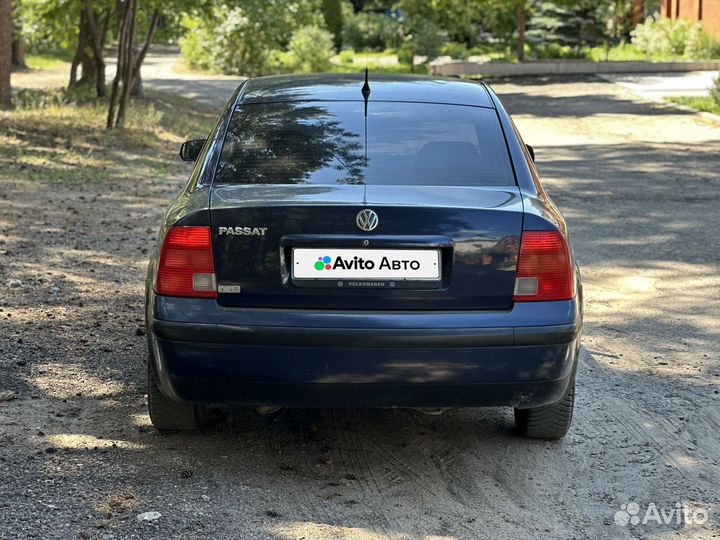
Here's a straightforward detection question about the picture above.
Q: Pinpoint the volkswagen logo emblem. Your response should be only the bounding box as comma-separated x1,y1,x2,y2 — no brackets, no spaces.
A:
356,209,379,232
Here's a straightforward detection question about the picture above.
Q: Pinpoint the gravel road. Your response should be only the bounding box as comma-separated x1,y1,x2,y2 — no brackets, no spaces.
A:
1,73,719,540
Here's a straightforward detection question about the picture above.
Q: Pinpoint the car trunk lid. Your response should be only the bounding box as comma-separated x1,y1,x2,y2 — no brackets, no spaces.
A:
210,184,522,310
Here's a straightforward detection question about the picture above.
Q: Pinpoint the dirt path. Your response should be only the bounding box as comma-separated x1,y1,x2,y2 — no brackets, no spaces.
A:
1,73,719,540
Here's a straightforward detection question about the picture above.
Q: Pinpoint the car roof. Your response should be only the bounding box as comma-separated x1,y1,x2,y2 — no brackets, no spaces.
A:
238,73,494,108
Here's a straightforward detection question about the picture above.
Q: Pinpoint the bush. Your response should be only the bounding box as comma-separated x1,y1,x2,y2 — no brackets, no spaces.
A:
712,73,720,106
287,26,335,73
530,43,586,60
402,17,445,62
338,49,355,64
179,16,216,72
343,12,403,50
686,24,720,59
397,47,413,65
179,2,322,76
631,16,720,59
440,42,469,60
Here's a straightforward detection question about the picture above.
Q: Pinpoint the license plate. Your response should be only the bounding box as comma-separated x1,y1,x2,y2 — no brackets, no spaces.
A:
292,248,441,280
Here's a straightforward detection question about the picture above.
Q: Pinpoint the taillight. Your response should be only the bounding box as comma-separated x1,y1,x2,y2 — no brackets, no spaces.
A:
155,226,217,298
513,231,575,302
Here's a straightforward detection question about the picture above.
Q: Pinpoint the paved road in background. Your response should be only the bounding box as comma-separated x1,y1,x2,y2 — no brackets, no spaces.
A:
140,50,245,109
2,62,719,539
599,70,718,100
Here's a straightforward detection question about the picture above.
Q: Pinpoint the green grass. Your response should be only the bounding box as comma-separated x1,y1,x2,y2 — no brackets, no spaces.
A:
666,96,720,115
0,88,215,186
328,61,427,75
25,52,73,71
585,43,696,62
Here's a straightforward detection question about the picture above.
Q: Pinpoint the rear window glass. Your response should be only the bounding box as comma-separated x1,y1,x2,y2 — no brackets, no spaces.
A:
214,101,515,186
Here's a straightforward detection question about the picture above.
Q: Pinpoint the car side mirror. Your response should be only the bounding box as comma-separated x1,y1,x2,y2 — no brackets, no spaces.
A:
179,139,206,162
526,144,535,162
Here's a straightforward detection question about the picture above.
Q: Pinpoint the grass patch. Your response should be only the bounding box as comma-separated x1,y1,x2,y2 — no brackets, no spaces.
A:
25,52,73,71
666,96,720,115
328,61,427,75
0,88,215,186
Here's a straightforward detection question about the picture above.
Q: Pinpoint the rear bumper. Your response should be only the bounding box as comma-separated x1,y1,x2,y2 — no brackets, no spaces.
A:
148,297,581,408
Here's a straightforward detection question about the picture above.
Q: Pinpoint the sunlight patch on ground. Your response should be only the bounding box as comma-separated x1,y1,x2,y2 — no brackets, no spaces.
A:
266,521,458,540
583,262,720,337
46,433,145,451
29,362,127,399
131,413,152,429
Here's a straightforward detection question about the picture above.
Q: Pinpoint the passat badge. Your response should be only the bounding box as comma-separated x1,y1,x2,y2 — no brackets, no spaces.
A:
218,226,267,236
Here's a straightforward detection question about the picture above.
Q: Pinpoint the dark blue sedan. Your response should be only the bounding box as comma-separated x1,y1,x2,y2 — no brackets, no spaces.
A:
145,73,582,439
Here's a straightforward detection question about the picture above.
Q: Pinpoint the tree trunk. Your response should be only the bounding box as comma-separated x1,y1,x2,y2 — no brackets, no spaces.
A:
108,5,159,128
0,0,11,109
11,0,25,69
130,9,159,99
11,36,25,69
83,0,106,97
115,0,137,127
517,1,526,62
108,0,136,128
632,0,644,27
69,9,96,89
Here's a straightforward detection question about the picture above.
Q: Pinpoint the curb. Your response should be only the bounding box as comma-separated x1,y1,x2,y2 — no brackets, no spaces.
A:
429,59,720,78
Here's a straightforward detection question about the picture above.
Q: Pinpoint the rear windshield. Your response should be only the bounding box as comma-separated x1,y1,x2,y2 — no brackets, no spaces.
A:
214,101,515,186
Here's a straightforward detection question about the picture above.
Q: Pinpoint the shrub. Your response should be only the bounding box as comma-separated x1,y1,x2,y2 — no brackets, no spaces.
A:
338,49,355,64
631,16,720,59
343,12,403,50
179,2,322,76
530,43,585,60
440,42,469,60
178,16,216,72
686,24,720,59
397,47,413,65
287,26,335,73
402,17,445,62
711,73,720,106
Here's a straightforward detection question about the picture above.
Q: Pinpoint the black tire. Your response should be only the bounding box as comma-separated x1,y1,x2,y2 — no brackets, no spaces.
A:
147,363,199,432
514,380,575,440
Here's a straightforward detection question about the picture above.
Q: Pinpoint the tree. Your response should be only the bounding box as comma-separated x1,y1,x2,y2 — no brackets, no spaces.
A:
107,0,160,128
12,1,27,69
0,0,11,109
68,2,112,93
81,0,108,97
179,0,322,76
632,0,643,27
517,0,527,61
321,0,343,50
527,1,603,49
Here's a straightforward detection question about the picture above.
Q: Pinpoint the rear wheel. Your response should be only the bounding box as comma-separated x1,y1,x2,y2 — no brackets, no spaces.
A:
147,362,199,432
514,380,575,440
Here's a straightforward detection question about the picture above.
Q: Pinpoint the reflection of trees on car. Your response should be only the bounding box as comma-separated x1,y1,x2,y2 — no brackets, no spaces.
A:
478,235,519,269
216,101,365,185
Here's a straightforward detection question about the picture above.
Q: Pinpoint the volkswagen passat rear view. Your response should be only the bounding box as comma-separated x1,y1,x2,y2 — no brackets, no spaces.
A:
145,74,582,439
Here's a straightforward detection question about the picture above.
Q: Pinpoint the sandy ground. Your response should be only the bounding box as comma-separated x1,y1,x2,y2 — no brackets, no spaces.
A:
1,64,719,539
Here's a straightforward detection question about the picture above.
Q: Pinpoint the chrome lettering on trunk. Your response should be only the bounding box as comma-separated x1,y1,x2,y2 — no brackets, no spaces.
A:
218,226,268,236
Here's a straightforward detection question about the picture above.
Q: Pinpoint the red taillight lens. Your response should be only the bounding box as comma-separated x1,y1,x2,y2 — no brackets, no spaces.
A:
513,231,575,302
155,226,217,298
